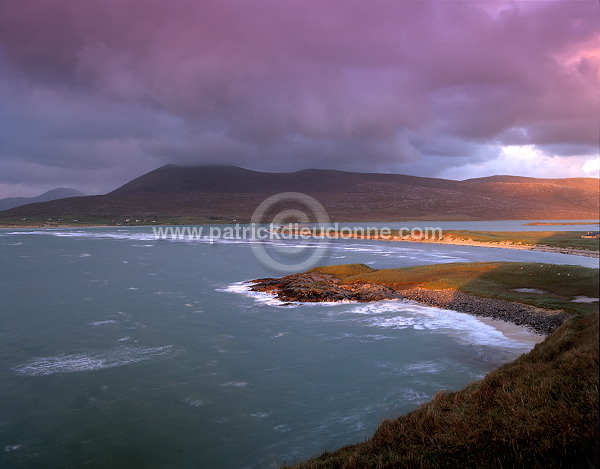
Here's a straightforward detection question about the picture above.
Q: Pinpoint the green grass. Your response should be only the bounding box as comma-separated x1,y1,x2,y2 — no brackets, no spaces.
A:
287,262,599,468
310,263,377,278
310,262,599,315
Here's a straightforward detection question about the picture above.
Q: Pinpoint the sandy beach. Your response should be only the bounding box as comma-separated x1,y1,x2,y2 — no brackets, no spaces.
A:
477,316,546,346
306,231,600,258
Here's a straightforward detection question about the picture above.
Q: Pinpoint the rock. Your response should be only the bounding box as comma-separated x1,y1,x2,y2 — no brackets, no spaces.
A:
248,273,401,303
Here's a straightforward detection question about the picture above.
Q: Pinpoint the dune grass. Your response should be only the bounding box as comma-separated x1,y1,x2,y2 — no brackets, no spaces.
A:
288,262,599,468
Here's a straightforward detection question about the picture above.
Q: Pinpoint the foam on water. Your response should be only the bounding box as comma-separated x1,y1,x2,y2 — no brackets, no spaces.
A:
4,445,22,452
217,281,289,307
3,230,158,242
222,281,537,350
4,229,328,252
184,398,206,407
3,227,596,267
343,301,530,348
12,345,174,376
221,381,249,387
219,281,356,308
403,360,450,374
89,320,118,326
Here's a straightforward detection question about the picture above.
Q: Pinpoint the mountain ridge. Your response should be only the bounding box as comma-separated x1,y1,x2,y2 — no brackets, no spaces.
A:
0,188,86,212
1,165,598,222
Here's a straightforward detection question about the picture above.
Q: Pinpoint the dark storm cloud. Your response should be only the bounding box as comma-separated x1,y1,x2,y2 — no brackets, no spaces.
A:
0,0,598,196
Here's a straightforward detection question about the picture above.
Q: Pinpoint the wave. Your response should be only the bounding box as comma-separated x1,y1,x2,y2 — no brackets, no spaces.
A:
343,301,535,349
217,281,293,307
89,320,118,326
12,345,174,376
217,281,352,308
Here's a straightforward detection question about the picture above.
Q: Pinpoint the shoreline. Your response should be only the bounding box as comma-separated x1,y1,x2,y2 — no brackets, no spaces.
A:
396,286,568,335
244,278,546,344
302,231,600,258
248,273,570,335
409,236,600,258
476,315,545,345
2,224,598,258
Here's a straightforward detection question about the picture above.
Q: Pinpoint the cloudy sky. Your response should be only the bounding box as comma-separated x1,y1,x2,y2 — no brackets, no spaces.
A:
1,0,598,197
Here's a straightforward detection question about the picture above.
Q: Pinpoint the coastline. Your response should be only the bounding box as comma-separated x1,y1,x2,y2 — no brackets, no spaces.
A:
245,277,547,344
264,262,598,467
2,224,598,258
412,236,600,258
476,315,545,346
249,273,570,335
304,231,600,258
285,308,598,469
396,286,568,335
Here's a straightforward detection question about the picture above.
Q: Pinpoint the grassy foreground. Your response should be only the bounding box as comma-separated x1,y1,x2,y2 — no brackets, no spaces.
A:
282,263,599,468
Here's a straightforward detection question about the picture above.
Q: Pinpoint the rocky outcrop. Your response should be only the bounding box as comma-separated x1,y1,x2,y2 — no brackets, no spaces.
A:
249,273,401,302
248,273,569,334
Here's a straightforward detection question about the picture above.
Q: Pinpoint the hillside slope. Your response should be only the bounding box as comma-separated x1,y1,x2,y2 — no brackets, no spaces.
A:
0,188,85,211
0,165,597,222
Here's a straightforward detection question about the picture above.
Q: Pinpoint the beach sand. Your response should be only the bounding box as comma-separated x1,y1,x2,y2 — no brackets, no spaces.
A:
477,316,546,346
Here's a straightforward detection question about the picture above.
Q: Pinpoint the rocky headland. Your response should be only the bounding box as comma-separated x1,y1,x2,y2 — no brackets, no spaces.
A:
249,272,570,335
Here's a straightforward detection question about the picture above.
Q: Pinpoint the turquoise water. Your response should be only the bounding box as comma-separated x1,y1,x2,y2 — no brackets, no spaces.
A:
0,228,596,468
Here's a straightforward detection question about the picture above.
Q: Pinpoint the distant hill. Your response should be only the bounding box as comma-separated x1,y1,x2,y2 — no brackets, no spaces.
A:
0,165,598,222
0,188,86,211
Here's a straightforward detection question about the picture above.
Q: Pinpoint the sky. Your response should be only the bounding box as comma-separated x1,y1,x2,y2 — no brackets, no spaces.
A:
1,0,599,197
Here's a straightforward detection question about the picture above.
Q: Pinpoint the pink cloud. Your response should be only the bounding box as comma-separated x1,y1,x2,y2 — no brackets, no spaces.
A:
0,0,598,195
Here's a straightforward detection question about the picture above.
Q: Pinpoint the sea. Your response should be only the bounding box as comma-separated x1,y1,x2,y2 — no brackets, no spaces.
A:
1,221,598,468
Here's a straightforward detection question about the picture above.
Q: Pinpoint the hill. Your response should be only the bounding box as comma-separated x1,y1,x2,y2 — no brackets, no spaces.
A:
0,188,85,212
0,165,598,223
